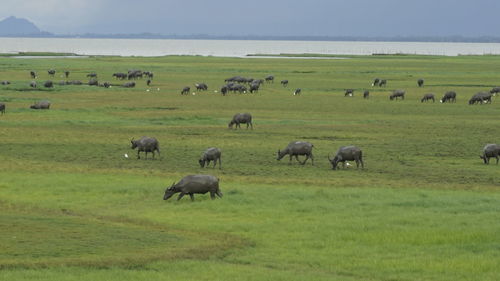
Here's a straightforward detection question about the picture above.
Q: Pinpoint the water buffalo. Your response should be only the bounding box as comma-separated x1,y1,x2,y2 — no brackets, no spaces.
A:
277,141,314,165
229,113,253,129
490,87,500,95
1,81,10,85
480,144,500,164
87,73,97,78
281,80,289,87
440,91,456,103
44,81,53,88
88,78,98,86
417,79,424,87
123,82,136,88
195,83,208,91
181,86,190,95
69,80,83,85
147,79,151,86
379,79,387,87
47,69,56,77
390,89,405,100
345,89,354,97
363,90,370,99
0,103,5,115
421,93,435,102
30,71,36,79
101,82,111,88
163,174,222,201
293,88,302,96
221,85,228,96
113,73,127,80
30,100,51,110
372,78,380,86
199,147,222,169
249,83,260,93
30,81,37,88
265,75,274,83
469,92,492,105
328,146,364,170
64,71,70,78
128,70,143,80
130,136,161,159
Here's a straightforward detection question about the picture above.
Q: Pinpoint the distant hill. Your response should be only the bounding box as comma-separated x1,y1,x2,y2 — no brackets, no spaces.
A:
0,16,50,36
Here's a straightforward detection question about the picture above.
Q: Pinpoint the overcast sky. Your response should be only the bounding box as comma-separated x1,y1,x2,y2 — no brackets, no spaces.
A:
1,0,499,37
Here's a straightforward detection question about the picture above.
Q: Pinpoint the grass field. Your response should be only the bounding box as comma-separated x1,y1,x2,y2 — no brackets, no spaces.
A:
1,53,500,281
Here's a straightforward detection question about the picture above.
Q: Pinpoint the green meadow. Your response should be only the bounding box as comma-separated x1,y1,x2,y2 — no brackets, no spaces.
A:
0,54,499,281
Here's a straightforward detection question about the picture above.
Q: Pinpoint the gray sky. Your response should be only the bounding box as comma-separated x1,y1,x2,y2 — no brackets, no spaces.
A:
1,0,499,37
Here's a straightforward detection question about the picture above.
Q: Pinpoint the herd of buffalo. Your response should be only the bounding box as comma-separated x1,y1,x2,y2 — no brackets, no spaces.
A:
1,69,499,201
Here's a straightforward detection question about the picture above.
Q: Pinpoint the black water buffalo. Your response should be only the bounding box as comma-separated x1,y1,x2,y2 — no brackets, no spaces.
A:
345,89,354,97
30,100,51,109
181,86,190,95
163,174,222,201
88,78,98,86
469,92,492,105
440,91,456,103
329,146,364,170
281,80,289,87
417,79,424,87
249,83,260,93
64,71,70,78
229,113,253,129
30,71,36,79
195,83,208,91
372,78,380,86
277,141,314,165
0,103,5,115
44,81,53,88
87,73,97,78
421,93,435,102
123,82,135,88
490,87,500,95
363,90,370,99
30,81,37,88
113,72,127,80
480,144,500,164
101,82,111,88
220,85,228,96
147,79,151,86
130,136,161,159
389,89,405,100
265,75,274,83
379,79,387,87
199,147,222,169
47,69,56,77
293,88,302,95
128,70,143,80
1,81,10,85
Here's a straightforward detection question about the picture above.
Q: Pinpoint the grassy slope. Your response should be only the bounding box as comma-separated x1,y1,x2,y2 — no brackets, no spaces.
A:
0,54,499,281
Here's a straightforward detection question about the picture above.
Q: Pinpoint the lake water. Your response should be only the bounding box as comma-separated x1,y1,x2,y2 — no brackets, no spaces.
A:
1,37,500,57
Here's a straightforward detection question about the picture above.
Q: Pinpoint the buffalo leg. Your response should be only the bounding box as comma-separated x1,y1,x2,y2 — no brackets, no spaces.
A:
189,193,195,201
210,192,215,200
496,156,499,164
145,151,148,159
152,151,155,159
213,159,217,168
295,155,301,164
289,155,293,165
310,153,314,165
216,189,223,198
137,150,140,159
301,155,309,165
218,157,222,169
177,192,186,201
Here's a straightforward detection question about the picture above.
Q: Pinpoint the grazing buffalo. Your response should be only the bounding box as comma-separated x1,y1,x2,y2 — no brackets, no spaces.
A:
30,71,37,79
363,90,370,99
329,146,364,170
69,80,83,85
30,81,37,88
417,79,424,87
440,91,456,103
379,79,387,87
128,70,143,80
277,141,314,165
389,89,405,100
87,73,97,78
249,83,260,93
199,147,222,169
101,82,111,88
181,86,190,95
123,82,135,88
469,92,492,105
293,88,302,96
144,71,154,79
345,89,354,97
1,81,10,85
265,75,274,83
147,79,151,86
221,85,228,96
163,174,222,201
421,93,435,103
113,73,127,80
490,87,500,95
88,78,98,86
44,81,54,88
229,113,253,129
64,71,70,78
0,103,5,115
130,136,161,159
281,80,289,87
195,83,208,91
47,69,56,77
372,78,380,86
30,100,51,110
480,144,500,164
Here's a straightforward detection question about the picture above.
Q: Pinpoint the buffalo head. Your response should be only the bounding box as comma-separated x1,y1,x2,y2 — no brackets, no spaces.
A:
164,182,178,200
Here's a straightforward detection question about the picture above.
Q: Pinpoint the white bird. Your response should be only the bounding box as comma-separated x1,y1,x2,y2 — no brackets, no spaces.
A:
157,88,160,91
346,162,351,167
192,92,196,95
146,89,150,92
124,153,129,158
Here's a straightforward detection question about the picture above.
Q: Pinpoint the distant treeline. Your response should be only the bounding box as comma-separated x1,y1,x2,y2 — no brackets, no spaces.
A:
2,33,500,43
